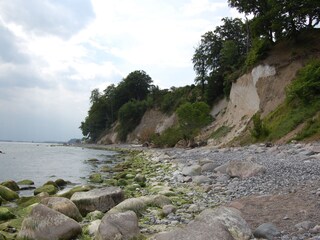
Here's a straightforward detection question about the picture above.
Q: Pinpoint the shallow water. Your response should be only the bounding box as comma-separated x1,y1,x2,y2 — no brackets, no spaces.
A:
0,142,117,187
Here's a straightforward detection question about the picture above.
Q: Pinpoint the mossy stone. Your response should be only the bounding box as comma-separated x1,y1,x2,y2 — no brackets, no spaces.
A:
0,186,19,201
0,232,6,240
125,174,135,179
17,179,34,186
134,174,146,183
89,173,103,183
0,207,15,221
0,181,19,192
43,181,59,188
59,185,92,199
100,166,112,172
54,179,68,188
34,185,58,196
117,179,128,186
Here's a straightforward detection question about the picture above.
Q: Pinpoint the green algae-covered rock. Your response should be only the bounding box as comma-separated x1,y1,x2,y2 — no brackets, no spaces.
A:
43,181,59,188
0,180,19,192
58,185,93,199
89,173,103,183
17,179,34,186
34,185,58,196
0,207,15,221
0,186,19,201
55,179,68,188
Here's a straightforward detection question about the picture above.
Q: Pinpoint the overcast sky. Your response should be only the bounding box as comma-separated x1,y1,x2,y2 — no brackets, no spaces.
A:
0,0,242,142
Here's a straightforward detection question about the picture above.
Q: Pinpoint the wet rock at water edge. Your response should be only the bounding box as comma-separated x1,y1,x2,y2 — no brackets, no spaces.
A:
71,187,124,216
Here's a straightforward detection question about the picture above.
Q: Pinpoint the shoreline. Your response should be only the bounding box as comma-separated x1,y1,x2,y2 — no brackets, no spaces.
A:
1,142,320,239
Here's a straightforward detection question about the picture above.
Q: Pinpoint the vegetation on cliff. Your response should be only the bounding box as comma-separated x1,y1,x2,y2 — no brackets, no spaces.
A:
80,0,320,144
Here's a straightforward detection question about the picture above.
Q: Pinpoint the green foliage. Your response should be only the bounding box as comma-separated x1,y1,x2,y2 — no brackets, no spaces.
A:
117,100,148,142
80,70,153,142
151,127,183,148
251,113,269,140
286,59,320,103
176,102,212,139
245,38,271,69
295,114,320,140
210,125,232,140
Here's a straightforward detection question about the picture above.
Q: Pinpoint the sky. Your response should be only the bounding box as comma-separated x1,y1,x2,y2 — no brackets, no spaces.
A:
0,0,242,142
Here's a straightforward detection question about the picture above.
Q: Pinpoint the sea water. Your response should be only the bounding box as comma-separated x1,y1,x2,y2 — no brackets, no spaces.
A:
0,142,116,187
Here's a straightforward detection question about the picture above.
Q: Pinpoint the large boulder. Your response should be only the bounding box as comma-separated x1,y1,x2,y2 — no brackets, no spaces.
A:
58,185,93,199
152,207,252,240
1,180,19,191
18,204,82,240
96,211,140,240
70,187,124,216
0,185,19,201
226,160,266,179
34,184,58,196
0,207,15,221
41,197,82,222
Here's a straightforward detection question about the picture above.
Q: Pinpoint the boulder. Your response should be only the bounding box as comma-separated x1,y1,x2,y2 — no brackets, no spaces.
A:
182,165,201,176
253,223,280,240
201,162,219,173
58,185,92,199
192,176,212,185
55,179,68,188
17,179,34,186
18,204,82,240
71,187,124,216
1,180,19,191
0,185,19,201
34,184,58,196
96,211,140,240
108,195,171,215
41,197,82,222
226,160,266,179
89,173,103,183
152,207,252,240
0,207,15,221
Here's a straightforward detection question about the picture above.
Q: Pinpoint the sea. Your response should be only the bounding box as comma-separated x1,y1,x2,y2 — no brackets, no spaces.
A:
0,141,117,189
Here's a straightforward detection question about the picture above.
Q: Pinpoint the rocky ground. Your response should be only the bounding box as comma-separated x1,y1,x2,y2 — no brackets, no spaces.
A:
140,142,320,239
1,142,320,239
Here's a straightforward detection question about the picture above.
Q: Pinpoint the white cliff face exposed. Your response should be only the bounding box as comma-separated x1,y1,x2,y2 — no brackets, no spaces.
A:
207,64,276,145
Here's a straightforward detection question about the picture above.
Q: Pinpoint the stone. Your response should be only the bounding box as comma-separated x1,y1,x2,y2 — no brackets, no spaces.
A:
162,205,176,216
226,160,266,178
86,210,104,221
96,211,140,240
1,180,19,191
18,204,82,240
295,220,316,230
0,185,19,201
253,223,280,240
34,184,58,196
201,162,219,173
71,187,124,215
41,197,82,222
58,185,93,199
0,207,15,221
192,175,212,185
134,173,146,183
17,179,34,186
89,173,103,183
153,207,251,240
55,179,68,188
88,219,101,236
182,165,201,176
214,163,229,174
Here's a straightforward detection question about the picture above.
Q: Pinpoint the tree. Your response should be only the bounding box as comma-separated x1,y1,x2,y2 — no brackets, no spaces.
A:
176,102,212,139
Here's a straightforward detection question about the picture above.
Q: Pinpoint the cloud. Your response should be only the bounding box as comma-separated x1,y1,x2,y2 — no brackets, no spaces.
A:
0,0,95,39
0,23,29,64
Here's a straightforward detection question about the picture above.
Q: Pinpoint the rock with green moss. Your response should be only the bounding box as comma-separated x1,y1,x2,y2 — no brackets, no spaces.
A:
54,179,68,188
0,186,19,201
34,184,58,196
117,179,128,186
44,180,59,188
100,165,112,172
17,179,34,186
0,232,6,240
89,173,103,183
0,181,19,192
86,210,104,221
58,185,93,199
134,174,146,183
0,207,15,221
